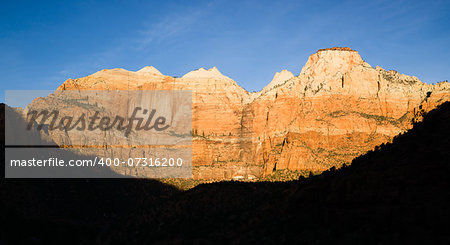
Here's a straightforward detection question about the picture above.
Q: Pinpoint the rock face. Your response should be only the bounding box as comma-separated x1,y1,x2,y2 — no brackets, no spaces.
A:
136,66,163,75
261,69,294,93
26,47,450,179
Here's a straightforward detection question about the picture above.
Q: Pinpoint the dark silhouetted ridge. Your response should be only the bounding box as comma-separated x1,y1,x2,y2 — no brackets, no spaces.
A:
1,102,449,244
0,104,180,244
96,102,450,244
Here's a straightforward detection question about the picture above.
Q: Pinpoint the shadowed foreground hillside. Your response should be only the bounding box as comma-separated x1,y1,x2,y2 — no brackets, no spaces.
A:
1,102,450,244
0,104,180,244
97,102,450,244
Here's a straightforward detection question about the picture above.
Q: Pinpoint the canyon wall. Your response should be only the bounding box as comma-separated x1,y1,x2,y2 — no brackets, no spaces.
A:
26,48,450,179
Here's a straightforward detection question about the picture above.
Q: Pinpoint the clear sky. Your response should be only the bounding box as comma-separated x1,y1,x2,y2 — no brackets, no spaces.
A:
1,0,449,102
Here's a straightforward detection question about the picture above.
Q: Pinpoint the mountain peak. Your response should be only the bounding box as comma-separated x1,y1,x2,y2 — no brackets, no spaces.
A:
301,47,364,77
136,66,163,76
261,69,294,92
273,69,294,82
182,66,231,80
317,47,356,52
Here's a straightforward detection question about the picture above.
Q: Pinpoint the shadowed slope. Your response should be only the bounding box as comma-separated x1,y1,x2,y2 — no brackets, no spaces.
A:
97,102,450,244
1,102,449,244
0,104,181,245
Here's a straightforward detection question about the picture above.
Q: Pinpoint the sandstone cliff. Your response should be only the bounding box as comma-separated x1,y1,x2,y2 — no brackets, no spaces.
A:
25,48,450,179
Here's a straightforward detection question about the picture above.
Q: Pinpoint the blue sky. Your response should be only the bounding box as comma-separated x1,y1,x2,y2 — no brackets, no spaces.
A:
1,0,449,103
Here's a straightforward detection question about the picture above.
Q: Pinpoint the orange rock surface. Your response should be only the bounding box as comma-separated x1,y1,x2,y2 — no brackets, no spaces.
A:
26,47,450,179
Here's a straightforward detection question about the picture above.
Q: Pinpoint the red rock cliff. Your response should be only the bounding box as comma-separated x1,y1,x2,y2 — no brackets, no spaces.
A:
28,48,450,179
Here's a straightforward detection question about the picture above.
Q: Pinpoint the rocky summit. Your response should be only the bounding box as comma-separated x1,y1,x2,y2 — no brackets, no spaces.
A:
27,47,450,179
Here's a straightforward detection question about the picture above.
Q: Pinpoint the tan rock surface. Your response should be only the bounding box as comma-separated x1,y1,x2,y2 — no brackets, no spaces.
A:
26,47,450,179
